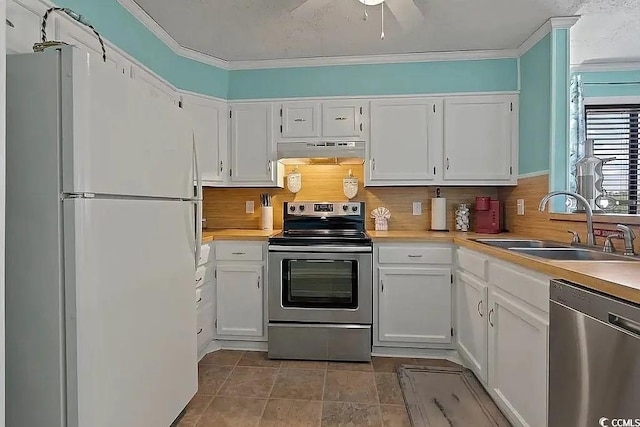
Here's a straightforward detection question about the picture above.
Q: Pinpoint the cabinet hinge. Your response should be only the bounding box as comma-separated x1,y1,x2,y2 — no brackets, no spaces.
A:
359,106,363,115
433,104,436,113
280,108,283,117
434,166,436,175
229,110,232,119
229,168,232,177
215,319,217,329
510,166,513,175
451,327,454,337
510,102,513,111
450,274,454,284
280,125,283,134
178,100,183,108
214,269,217,279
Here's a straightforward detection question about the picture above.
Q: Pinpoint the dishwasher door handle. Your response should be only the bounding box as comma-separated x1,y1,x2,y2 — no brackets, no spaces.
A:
609,313,640,337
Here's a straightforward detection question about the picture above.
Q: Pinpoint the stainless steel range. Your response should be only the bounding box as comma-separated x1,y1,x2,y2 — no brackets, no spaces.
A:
268,201,373,362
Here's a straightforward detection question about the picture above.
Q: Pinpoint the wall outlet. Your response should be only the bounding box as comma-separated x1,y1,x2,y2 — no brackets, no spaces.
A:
412,202,422,216
517,199,525,215
246,201,254,214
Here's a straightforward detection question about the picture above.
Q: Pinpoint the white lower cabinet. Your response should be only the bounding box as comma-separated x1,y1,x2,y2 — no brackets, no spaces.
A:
375,243,453,349
488,288,548,427
455,271,488,382
456,248,549,427
197,302,215,354
215,263,264,339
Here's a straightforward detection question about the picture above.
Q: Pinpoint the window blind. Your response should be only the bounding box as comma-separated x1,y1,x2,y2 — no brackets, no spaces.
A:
585,104,640,214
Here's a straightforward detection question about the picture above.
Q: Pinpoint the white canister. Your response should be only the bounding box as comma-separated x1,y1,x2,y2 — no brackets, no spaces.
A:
261,206,273,231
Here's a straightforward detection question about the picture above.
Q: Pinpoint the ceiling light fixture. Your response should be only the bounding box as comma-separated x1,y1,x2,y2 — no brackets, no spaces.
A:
358,0,385,39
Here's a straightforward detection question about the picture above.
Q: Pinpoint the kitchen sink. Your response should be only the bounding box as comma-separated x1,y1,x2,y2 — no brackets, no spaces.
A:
472,238,567,249
509,247,639,261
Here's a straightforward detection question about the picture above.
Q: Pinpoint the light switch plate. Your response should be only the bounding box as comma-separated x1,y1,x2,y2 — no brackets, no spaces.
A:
246,201,254,214
517,199,525,215
412,202,422,216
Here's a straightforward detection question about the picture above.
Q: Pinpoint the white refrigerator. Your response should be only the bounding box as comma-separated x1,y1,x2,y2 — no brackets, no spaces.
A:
6,47,201,427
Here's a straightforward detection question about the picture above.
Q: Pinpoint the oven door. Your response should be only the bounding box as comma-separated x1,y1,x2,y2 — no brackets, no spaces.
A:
268,247,372,324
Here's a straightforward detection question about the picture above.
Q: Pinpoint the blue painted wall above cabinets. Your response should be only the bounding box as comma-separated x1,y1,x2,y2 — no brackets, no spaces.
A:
519,34,552,176
227,58,519,100
580,70,640,98
54,0,229,99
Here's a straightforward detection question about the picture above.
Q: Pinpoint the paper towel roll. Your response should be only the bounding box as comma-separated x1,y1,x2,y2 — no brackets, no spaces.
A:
431,198,447,231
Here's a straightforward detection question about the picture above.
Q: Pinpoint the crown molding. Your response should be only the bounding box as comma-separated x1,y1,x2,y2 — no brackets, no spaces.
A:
572,61,640,73
517,16,580,56
228,49,519,70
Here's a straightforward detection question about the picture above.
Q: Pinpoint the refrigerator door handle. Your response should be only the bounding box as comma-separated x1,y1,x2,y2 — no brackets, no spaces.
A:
193,132,203,268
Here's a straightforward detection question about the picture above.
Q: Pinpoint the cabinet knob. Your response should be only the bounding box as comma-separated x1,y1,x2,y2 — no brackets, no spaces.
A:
446,158,450,170
257,277,261,289
294,118,306,122
197,328,203,335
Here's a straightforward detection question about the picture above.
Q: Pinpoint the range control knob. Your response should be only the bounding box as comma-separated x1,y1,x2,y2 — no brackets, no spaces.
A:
289,205,296,212
299,205,305,212
342,205,349,211
351,205,358,212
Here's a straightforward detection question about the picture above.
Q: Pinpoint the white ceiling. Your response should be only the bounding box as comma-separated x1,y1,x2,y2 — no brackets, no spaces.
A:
132,0,586,61
131,0,638,67
570,0,640,66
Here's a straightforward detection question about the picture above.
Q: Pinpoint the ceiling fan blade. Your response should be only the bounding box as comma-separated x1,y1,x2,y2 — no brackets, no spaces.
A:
290,0,334,18
384,0,424,30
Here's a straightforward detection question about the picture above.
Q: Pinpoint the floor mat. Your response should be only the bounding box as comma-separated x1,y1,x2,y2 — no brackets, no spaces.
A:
398,365,511,427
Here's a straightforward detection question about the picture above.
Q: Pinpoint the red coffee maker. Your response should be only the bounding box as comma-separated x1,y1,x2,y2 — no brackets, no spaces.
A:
475,196,503,234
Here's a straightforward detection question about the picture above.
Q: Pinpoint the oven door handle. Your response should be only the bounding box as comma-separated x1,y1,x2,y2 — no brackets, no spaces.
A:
268,245,372,253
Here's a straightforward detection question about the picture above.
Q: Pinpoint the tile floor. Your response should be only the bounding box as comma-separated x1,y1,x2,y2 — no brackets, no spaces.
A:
172,350,459,427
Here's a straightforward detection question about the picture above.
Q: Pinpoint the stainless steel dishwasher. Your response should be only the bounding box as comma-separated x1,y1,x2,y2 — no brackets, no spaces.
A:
549,279,640,427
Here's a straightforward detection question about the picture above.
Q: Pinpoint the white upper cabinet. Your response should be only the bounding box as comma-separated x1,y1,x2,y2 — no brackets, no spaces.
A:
443,95,517,183
280,102,321,138
55,14,129,75
322,101,367,138
378,267,452,345
181,94,228,185
230,103,282,186
131,65,176,104
6,0,47,54
367,98,443,185
455,271,489,383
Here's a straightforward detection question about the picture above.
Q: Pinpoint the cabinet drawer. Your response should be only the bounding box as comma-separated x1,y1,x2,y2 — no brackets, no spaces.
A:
457,249,488,280
196,283,214,309
378,246,452,264
215,242,264,261
198,244,212,266
197,302,214,351
489,263,549,313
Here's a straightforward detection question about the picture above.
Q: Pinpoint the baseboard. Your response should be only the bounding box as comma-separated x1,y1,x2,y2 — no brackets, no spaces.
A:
216,340,268,352
372,346,462,364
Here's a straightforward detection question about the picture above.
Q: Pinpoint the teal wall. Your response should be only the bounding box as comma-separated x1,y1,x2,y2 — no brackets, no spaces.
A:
580,70,640,98
518,34,552,175
549,28,570,198
227,59,519,99
52,1,518,101
54,0,229,98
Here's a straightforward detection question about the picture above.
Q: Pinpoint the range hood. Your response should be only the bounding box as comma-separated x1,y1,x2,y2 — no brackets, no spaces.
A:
277,141,365,165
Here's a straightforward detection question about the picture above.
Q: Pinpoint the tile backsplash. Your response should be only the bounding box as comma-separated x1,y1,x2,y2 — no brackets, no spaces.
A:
204,164,498,231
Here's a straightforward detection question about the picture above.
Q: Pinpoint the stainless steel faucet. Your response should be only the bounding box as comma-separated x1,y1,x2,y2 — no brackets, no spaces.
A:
539,191,595,246
616,224,636,256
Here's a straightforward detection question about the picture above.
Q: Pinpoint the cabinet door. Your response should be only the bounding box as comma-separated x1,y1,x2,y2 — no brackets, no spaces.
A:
444,95,516,182
488,288,548,427
230,103,275,184
280,102,320,138
55,16,129,75
368,99,442,185
322,101,367,137
6,0,46,54
182,96,227,185
131,65,176,104
216,264,264,338
378,267,451,344
455,271,488,383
